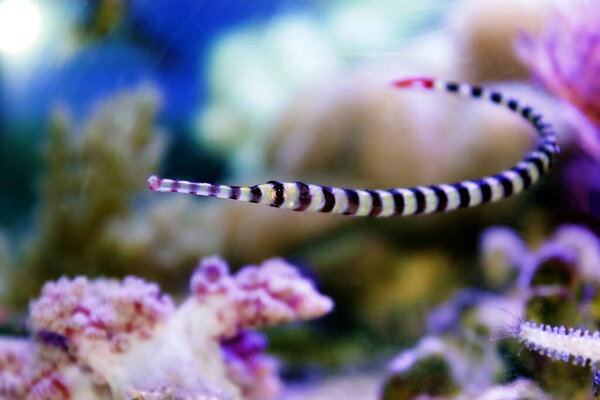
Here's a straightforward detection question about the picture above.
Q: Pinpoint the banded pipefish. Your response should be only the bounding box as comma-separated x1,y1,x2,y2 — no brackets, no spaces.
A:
147,78,559,217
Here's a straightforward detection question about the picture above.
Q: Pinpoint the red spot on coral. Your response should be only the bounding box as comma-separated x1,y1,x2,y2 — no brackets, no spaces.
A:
73,306,91,316
51,378,71,398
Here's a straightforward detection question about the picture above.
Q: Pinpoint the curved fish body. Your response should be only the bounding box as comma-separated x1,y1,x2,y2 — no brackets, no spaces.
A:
147,78,559,217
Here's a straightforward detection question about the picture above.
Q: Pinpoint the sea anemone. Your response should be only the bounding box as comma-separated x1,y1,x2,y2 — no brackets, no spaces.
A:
517,0,600,160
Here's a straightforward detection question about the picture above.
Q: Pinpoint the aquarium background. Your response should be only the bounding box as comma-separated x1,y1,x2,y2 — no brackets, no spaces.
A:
0,0,599,399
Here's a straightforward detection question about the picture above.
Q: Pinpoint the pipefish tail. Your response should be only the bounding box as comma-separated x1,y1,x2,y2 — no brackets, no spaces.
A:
147,77,559,217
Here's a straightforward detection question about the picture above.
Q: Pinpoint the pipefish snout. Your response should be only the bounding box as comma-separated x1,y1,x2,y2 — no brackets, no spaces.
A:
147,77,559,217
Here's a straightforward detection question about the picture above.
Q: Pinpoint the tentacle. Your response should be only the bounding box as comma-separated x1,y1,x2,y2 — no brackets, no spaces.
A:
517,320,600,368
147,78,559,217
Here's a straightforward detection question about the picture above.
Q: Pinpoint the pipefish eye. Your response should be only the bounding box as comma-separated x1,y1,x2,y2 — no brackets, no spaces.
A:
269,184,286,206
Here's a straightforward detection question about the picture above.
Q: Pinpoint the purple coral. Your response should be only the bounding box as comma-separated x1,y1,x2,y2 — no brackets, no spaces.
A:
222,331,281,400
517,1,600,160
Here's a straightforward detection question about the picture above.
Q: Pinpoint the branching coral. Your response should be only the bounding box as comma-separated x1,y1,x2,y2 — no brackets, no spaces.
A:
0,256,333,400
7,86,166,306
3,86,224,308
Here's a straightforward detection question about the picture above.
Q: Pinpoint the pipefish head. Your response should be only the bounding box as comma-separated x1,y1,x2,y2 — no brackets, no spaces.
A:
147,175,162,191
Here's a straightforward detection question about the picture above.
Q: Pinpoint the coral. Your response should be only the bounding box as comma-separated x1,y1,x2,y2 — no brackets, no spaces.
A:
221,331,280,400
479,224,600,289
561,155,600,217
189,256,334,336
3,86,223,308
478,225,600,333
29,276,174,356
383,341,551,400
517,0,600,161
449,0,551,83
6,86,166,306
384,331,504,400
99,196,224,287
552,225,600,282
197,1,450,177
380,224,600,400
0,232,12,306
384,337,461,400
198,14,341,177
0,337,95,400
0,256,333,400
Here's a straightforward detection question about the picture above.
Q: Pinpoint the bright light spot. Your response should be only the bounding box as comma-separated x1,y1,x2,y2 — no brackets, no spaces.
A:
0,0,42,55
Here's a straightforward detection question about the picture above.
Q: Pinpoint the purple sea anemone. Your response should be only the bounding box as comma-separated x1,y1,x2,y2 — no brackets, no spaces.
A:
517,1,600,160
479,224,600,289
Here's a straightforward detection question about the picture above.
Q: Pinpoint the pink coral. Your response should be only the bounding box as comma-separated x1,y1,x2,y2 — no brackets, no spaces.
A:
190,256,235,296
0,256,333,400
517,1,600,160
191,256,334,335
0,339,72,400
29,276,174,354
0,339,34,398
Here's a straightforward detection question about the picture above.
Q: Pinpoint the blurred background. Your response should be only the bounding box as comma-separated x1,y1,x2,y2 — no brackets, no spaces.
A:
0,0,599,398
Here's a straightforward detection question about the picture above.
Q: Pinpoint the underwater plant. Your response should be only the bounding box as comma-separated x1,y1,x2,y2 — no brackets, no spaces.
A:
0,256,333,399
